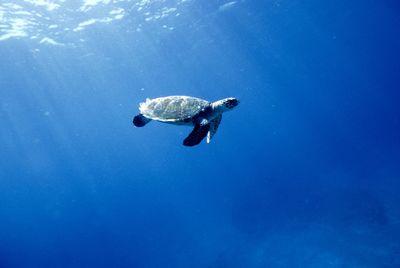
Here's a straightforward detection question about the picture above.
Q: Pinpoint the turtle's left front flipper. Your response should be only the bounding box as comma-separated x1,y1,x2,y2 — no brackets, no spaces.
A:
207,115,222,143
183,118,210,147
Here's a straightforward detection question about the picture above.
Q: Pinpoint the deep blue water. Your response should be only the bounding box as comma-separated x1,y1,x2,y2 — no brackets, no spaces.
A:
1,1,400,267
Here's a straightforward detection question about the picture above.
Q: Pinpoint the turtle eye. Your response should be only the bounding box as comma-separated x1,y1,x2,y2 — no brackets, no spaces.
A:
226,99,239,108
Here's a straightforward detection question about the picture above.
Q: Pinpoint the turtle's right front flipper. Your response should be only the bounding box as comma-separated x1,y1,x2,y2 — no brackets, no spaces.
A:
183,119,210,147
133,114,152,127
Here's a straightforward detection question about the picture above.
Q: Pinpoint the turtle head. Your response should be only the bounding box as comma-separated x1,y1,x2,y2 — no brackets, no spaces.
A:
212,97,240,113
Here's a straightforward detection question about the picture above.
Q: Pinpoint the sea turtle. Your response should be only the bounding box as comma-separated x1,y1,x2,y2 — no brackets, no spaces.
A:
133,95,239,146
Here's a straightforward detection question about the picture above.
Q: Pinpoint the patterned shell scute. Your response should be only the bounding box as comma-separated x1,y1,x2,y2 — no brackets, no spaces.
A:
139,96,210,122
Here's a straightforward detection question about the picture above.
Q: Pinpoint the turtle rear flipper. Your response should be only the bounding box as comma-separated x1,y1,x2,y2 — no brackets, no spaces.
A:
133,114,152,127
183,119,210,147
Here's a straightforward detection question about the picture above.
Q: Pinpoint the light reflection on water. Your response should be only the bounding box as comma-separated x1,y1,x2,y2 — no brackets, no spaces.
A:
0,0,190,46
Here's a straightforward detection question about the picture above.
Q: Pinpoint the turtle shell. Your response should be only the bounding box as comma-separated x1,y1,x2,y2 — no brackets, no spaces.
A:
139,96,210,122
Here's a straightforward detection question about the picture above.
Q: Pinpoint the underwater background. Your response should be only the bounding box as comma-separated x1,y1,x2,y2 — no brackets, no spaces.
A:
1,1,400,267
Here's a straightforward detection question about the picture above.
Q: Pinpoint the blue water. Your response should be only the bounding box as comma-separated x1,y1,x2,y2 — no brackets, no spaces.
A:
1,1,400,267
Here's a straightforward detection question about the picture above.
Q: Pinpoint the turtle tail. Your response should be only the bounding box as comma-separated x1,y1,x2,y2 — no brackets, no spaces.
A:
133,114,151,127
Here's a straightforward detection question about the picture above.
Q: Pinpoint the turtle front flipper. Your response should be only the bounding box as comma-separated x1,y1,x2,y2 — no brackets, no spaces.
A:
207,115,222,143
133,114,152,127
183,118,210,147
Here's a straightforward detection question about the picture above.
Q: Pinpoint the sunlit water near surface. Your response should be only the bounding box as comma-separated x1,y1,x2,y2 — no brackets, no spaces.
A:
0,0,187,45
1,1,400,267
